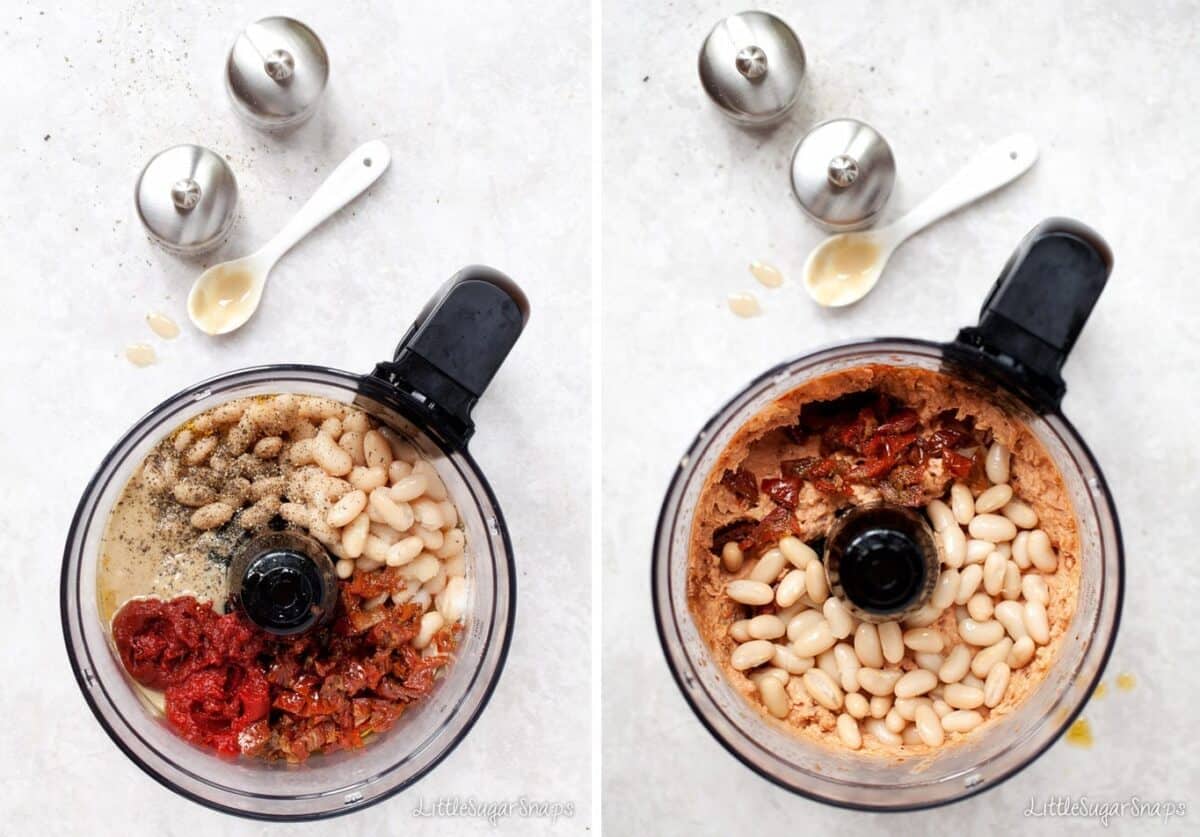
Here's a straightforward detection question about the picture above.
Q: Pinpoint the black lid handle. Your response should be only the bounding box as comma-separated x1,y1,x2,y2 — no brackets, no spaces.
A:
371,266,529,449
949,218,1112,411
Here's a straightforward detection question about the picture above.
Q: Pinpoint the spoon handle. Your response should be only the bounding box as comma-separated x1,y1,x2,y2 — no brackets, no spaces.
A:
889,134,1038,244
256,140,392,266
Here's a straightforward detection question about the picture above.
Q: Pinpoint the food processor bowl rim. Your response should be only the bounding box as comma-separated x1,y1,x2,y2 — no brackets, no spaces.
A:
650,336,1124,812
60,362,518,821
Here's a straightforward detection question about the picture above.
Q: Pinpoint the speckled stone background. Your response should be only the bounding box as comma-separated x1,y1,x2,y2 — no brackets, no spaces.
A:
603,1,1197,834
0,1,589,834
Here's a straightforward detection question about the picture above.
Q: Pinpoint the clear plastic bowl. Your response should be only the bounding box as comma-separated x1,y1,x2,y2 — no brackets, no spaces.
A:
61,365,515,820
652,341,1123,810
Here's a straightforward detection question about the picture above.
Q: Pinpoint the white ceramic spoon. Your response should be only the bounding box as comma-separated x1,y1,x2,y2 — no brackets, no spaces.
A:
802,134,1038,308
188,140,391,335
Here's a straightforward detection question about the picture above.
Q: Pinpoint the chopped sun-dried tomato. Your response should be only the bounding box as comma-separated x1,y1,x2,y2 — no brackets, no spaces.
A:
712,519,758,553
720,467,759,503
761,476,802,509
752,507,800,549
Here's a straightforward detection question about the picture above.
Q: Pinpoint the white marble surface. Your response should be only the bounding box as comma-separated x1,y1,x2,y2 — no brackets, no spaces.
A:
0,1,589,833
603,1,1197,834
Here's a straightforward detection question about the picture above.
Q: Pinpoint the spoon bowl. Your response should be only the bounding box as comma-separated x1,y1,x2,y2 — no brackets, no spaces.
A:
187,255,268,335
801,231,891,307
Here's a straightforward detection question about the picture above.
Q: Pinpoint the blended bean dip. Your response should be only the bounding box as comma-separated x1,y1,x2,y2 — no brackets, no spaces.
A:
99,394,468,761
688,365,1080,754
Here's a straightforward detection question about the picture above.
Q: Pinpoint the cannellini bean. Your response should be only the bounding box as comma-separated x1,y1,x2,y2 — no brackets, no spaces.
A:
388,459,413,484
895,669,938,699
975,484,1013,514
417,526,445,551
327,489,368,527
932,699,953,719
823,597,855,639
994,601,1028,640
817,648,839,682
1012,530,1032,569
791,619,837,658
173,481,217,507
341,512,371,558
721,541,744,573
914,652,944,673
774,569,807,608
845,691,870,719
750,548,787,584
927,499,957,532
312,433,354,476
941,710,984,734
959,617,1005,646
885,708,906,734
411,498,444,529
902,627,944,654
944,682,984,710
967,592,994,622
837,713,862,749
771,644,813,675
879,621,904,664
412,460,448,500
362,430,393,469
748,614,786,640
759,675,791,719
985,442,1010,484
731,640,776,670
787,611,824,642
369,487,415,532
1023,600,1051,644
339,431,366,466
869,695,893,719
983,551,1007,596
941,525,966,568
904,604,943,628
956,564,983,604
950,483,975,525
400,554,440,583
984,662,1011,708
1002,499,1038,529
435,575,467,623
1002,560,1022,600
805,560,829,604
414,611,444,649
894,697,929,722
191,502,234,530
854,623,884,668
779,536,817,568
349,465,389,492
727,579,774,606
730,620,752,643
971,638,1013,678
318,417,343,438
355,556,383,573
390,473,428,503
386,535,425,567
865,718,901,745
857,668,902,697
1027,529,1058,573
334,558,355,579
802,668,843,710
915,704,945,746
966,539,994,565
1008,636,1036,669
341,411,370,434
1021,574,1049,605
932,568,959,609
437,528,466,559
833,643,860,692
969,514,1017,543
938,645,972,683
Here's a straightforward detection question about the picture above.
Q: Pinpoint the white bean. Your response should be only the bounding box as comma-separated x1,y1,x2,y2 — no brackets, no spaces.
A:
994,600,1029,640
414,611,444,649
833,643,860,692
1002,560,1023,600
731,639,776,671
389,473,428,503
1027,529,1058,573
791,619,837,658
759,675,791,719
362,430,393,469
1021,574,1049,606
985,442,1010,484
857,668,902,697
779,536,817,568
436,575,468,623
914,652,944,673
941,710,984,733
904,604,943,628
966,592,994,622
312,432,354,476
727,579,774,606
802,668,843,710
885,708,906,735
750,548,787,584
1012,530,1032,569
774,569,807,608
984,662,1011,708
893,696,929,722
721,541,745,573
971,638,1014,679
1002,499,1038,529
1024,600,1051,644
837,713,862,749
915,704,945,746
932,699,953,719
854,622,884,668
327,489,367,528
956,564,983,604
944,682,984,710
959,617,1005,647
844,692,870,719
865,718,902,745
895,669,938,699
869,695,893,719
903,627,944,654
805,560,829,604
772,644,814,675
748,614,786,640
817,648,839,682
823,597,855,639
966,539,994,565
787,610,824,642
927,499,957,532
1008,636,1036,669
941,524,966,568
412,498,445,529
983,551,1007,596
369,487,415,532
950,483,975,525
335,558,355,579
437,528,466,559
932,568,959,609
878,621,904,664
729,620,751,643
969,514,1017,543
975,484,1013,514
938,645,972,683
341,512,371,558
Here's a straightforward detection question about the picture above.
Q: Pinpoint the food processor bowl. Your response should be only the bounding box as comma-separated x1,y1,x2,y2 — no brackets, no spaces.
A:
652,219,1123,809
62,268,528,820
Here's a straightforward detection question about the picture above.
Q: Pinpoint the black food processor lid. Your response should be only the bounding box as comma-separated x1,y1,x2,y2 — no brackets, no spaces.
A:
227,531,338,635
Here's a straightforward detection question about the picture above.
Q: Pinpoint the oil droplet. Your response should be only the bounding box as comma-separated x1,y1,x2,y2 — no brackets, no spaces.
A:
1065,718,1094,748
146,311,180,339
806,235,881,306
727,292,761,318
125,343,156,367
190,265,257,334
1116,672,1136,692
1092,681,1107,699
750,261,783,289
